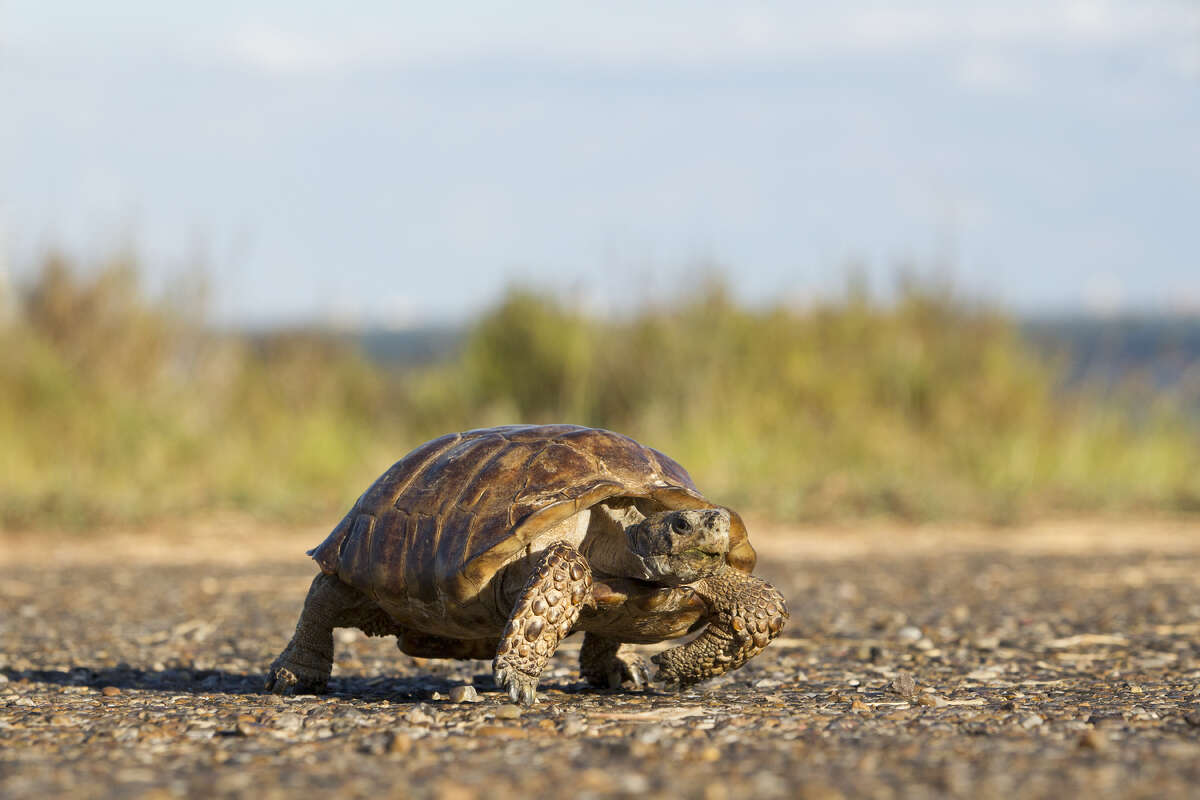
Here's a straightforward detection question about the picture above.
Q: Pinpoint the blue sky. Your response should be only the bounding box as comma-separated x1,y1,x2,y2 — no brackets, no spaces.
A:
2,2,1198,324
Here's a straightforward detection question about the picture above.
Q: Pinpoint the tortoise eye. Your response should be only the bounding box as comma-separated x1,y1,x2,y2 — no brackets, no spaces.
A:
671,515,693,534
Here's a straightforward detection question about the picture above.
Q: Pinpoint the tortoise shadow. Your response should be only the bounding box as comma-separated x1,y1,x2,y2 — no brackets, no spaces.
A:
1,665,627,702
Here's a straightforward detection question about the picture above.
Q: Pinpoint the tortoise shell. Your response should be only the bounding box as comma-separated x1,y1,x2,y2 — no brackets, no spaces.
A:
308,425,756,614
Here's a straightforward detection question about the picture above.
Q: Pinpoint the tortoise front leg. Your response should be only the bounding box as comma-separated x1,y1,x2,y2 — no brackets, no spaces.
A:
580,632,652,690
652,568,787,688
493,542,593,705
266,572,399,694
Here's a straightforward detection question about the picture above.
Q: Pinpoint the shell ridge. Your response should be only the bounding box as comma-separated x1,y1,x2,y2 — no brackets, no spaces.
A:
452,440,513,513
437,438,516,590
389,433,464,509
507,439,553,529
562,437,608,484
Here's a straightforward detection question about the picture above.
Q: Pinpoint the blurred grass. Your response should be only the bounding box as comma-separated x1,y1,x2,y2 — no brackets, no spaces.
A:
2,253,1199,531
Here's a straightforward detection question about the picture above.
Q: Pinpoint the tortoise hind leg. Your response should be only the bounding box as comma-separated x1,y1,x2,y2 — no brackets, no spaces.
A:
493,542,593,705
266,572,399,694
579,632,652,690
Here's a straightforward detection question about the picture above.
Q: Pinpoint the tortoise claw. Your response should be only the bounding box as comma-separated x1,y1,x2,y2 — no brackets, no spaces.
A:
265,662,328,695
494,665,539,705
607,653,652,690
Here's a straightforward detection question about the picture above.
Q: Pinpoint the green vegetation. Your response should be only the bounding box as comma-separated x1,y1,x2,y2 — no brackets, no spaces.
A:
3,253,1199,530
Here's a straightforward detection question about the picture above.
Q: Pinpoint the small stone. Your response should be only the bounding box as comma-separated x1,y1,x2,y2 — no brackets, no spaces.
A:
918,693,949,708
236,719,264,737
850,698,870,713
273,712,303,732
449,685,480,703
561,713,586,735
974,636,1000,651
101,686,121,697
1079,729,1108,751
388,732,413,754
1184,713,1200,728
405,708,435,725
477,725,527,738
494,704,523,720
888,671,918,700
897,626,922,643
1021,714,1044,729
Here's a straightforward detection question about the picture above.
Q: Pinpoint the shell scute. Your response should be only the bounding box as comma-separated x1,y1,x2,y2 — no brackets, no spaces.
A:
393,433,510,516
366,507,410,601
402,512,442,602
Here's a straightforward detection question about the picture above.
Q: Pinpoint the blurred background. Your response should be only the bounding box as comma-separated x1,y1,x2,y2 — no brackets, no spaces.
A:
2,1,1199,531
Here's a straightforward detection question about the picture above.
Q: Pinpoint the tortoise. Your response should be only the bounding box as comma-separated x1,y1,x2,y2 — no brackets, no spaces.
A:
266,424,787,704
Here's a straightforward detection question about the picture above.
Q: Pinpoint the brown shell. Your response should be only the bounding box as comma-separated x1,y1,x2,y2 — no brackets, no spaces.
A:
308,425,756,606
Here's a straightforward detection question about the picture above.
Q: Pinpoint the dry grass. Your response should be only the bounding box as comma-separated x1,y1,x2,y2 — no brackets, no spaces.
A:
2,252,1199,531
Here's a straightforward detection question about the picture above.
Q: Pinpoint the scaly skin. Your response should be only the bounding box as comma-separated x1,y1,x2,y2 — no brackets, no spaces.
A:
493,542,593,705
266,572,400,694
579,632,653,690
652,567,788,688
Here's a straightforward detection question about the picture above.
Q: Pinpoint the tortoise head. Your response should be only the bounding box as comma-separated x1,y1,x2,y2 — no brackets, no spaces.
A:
626,508,731,585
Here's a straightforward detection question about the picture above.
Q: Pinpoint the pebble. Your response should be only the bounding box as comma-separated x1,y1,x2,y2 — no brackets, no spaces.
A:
100,686,121,697
888,672,918,700
561,713,587,736
272,713,303,732
449,685,480,703
917,693,949,708
476,725,527,739
1021,714,1045,729
493,704,523,720
897,626,923,643
405,708,435,725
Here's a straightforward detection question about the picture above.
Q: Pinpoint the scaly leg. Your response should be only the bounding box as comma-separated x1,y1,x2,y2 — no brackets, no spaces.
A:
493,542,592,705
652,568,787,688
579,632,652,690
266,572,399,694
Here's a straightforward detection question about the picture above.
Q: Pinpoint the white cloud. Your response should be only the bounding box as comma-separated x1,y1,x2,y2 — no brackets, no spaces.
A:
229,26,342,74
956,52,1035,94
214,1,1200,76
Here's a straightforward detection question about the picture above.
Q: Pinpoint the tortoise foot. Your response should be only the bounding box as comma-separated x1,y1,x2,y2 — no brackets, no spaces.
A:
580,633,652,690
601,652,652,690
265,655,330,695
493,663,539,705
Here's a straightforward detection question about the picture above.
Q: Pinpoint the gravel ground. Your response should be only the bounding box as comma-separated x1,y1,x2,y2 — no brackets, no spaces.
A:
2,520,1199,799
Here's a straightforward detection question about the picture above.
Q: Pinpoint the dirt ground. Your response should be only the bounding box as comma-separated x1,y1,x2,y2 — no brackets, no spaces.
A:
2,517,1199,799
